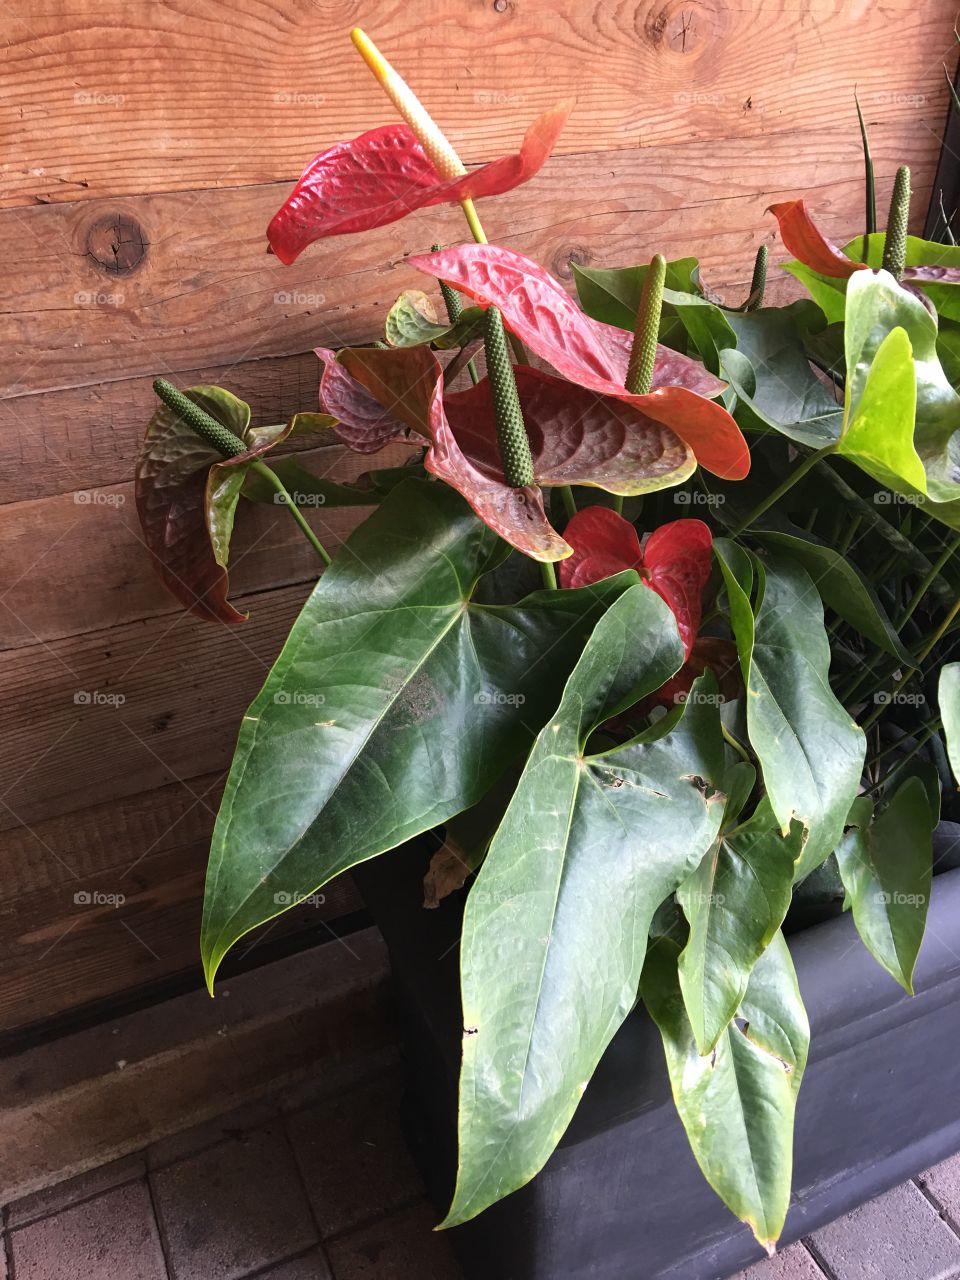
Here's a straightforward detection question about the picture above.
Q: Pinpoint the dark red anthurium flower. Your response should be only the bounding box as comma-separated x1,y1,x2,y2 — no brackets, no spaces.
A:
266,105,571,265
407,244,750,480
557,506,712,658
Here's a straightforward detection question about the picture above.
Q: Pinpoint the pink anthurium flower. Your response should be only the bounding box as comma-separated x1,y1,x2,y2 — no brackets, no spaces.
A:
407,243,751,480
557,506,712,658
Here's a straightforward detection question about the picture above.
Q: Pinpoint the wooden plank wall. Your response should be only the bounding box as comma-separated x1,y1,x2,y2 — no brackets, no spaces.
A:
0,0,955,1039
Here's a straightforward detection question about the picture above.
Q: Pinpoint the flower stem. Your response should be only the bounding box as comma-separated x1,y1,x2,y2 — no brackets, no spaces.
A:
862,596,960,730
730,445,835,537
540,560,558,590
896,533,960,628
561,486,577,519
249,462,332,565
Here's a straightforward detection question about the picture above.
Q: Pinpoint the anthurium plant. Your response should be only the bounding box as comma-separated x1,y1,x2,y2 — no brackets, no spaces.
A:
135,30,960,1256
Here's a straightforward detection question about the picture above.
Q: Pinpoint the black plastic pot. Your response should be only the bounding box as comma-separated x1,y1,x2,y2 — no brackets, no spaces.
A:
355,823,960,1280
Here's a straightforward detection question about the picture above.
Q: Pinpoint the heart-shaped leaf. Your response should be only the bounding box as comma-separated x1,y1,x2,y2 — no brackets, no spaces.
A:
839,271,927,497
558,507,711,657
443,589,725,1227
408,244,751,479
643,930,809,1253
834,778,934,993
384,289,485,349
677,797,802,1054
444,365,696,496
201,478,630,983
136,386,255,623
714,540,865,878
267,105,570,263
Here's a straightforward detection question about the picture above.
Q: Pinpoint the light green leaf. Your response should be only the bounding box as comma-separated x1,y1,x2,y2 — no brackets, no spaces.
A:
834,777,934,993
940,663,960,786
677,798,802,1054
715,540,865,879
444,591,727,1227
642,930,809,1252
384,289,483,349
840,273,925,495
201,479,632,985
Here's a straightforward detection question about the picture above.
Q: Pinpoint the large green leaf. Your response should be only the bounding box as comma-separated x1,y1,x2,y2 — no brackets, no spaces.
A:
834,778,934,993
444,590,727,1227
721,305,843,449
715,540,866,878
839,275,925,495
572,257,702,352
642,930,809,1252
201,479,631,984
677,798,802,1055
752,530,912,664
939,663,960,785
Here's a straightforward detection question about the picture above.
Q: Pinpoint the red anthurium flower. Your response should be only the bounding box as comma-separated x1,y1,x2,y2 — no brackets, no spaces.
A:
766,200,868,280
768,199,960,291
327,346,704,562
267,105,570,265
406,243,751,481
558,507,712,657
315,346,428,454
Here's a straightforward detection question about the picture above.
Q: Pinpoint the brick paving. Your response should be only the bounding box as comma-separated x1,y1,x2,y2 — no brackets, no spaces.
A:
4,1060,960,1280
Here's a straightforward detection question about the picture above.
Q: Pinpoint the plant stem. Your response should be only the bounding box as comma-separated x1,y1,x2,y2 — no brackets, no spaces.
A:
730,445,835,537
896,533,960,628
560,486,577,520
611,495,624,516
862,596,960,729
249,461,332,565
721,723,752,764
540,560,558,590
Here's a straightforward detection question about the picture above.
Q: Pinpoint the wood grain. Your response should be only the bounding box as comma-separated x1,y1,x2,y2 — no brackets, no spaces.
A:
1,0,952,208
0,582,312,831
0,121,941,400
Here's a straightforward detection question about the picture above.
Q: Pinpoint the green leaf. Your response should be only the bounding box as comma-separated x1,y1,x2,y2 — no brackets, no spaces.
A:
201,479,631,985
839,270,933,498
444,591,727,1227
834,777,934,993
752,530,913,664
384,289,483,349
572,257,701,352
720,305,843,449
677,798,802,1054
715,540,866,879
940,663,960,785
642,930,809,1252
241,456,389,508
